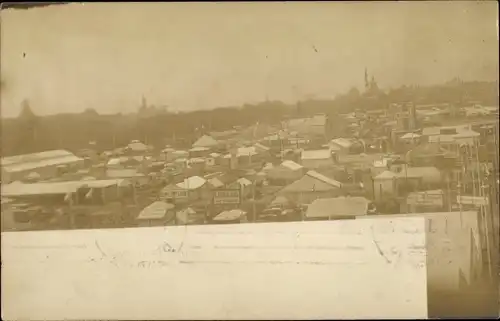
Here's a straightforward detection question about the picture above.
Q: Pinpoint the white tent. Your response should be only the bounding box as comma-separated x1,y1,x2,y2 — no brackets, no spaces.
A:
192,135,219,148
137,201,175,221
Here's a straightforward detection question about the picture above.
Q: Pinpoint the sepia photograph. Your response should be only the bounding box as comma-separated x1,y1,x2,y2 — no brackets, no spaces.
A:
1,1,499,319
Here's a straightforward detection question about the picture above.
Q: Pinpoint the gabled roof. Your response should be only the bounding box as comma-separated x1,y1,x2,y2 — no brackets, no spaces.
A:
192,135,219,148
237,177,252,186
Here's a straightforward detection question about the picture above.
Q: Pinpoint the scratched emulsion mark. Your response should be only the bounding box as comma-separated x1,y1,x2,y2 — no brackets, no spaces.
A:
212,245,365,251
370,226,392,264
9,244,88,250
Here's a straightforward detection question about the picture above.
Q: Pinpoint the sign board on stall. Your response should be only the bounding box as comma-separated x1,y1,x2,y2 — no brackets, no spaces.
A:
213,189,240,205
407,191,444,207
457,196,489,206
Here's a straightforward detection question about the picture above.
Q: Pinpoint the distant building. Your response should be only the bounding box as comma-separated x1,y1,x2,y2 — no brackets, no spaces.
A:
105,169,150,186
162,175,209,204
301,149,334,169
421,125,480,147
388,102,418,132
373,170,398,201
278,170,343,204
1,179,130,206
1,150,84,183
305,196,372,221
189,146,211,158
328,138,355,155
267,160,305,185
126,140,149,154
405,143,458,168
135,201,176,228
284,114,327,138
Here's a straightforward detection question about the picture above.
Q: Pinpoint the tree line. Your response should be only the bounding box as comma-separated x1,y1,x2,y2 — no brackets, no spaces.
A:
1,80,497,156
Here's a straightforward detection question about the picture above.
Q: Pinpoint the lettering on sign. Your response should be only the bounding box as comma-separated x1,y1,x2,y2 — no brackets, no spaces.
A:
456,196,488,206
213,189,240,205
407,192,443,206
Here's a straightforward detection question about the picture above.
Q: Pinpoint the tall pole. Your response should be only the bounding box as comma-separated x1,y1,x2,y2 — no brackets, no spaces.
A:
252,179,256,223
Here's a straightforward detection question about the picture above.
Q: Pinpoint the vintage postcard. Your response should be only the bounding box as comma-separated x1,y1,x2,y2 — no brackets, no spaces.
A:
1,1,499,320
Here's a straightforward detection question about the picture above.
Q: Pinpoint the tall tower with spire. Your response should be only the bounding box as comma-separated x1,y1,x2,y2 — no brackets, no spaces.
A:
364,67,369,92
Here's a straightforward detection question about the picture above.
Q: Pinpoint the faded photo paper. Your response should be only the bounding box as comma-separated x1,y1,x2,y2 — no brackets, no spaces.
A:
1,1,499,320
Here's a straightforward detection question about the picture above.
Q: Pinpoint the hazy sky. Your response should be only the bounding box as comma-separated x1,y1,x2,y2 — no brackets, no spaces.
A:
1,2,498,118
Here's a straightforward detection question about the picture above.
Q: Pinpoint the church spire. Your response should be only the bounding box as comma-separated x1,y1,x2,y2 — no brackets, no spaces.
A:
364,67,369,91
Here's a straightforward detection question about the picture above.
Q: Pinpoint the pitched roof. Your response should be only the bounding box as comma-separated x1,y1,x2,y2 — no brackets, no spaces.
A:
306,197,370,219
306,170,342,188
1,150,74,166
280,171,342,193
3,154,84,173
331,138,354,149
213,209,246,222
176,176,207,190
192,135,219,148
270,196,291,207
208,177,225,188
254,143,271,152
137,201,175,220
301,149,331,160
374,170,397,180
281,160,304,171
237,177,252,186
127,141,148,152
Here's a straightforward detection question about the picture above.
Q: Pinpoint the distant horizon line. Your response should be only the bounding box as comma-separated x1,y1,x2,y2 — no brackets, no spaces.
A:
2,77,497,120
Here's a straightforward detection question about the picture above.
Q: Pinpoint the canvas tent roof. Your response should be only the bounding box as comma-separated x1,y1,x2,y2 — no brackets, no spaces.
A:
192,135,219,148
176,176,206,190
127,141,149,152
137,201,175,220
213,209,246,222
